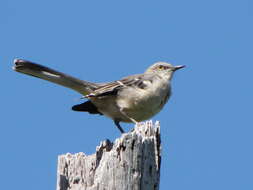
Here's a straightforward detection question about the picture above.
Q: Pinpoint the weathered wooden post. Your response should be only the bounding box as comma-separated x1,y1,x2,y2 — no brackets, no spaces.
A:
56,121,161,190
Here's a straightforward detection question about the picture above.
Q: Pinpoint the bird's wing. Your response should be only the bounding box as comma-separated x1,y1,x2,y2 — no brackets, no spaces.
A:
85,74,156,98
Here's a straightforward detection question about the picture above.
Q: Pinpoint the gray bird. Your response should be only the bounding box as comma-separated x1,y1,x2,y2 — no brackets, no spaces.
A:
13,59,184,133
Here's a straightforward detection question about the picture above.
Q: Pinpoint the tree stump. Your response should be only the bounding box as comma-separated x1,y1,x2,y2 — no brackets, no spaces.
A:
56,121,161,190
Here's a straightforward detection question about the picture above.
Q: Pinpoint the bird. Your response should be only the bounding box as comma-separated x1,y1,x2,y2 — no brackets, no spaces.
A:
13,59,185,133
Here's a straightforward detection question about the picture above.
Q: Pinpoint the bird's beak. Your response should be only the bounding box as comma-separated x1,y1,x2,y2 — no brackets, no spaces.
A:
173,65,185,71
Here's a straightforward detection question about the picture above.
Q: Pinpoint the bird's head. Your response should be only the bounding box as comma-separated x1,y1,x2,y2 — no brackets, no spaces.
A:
145,62,185,80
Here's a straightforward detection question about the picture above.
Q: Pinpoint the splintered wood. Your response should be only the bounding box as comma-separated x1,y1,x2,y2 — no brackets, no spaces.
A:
56,121,161,190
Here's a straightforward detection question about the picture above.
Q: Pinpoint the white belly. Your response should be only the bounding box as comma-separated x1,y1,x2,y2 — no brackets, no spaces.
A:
117,79,171,122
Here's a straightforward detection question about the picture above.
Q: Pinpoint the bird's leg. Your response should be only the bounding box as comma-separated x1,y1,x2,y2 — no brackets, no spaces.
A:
119,108,138,124
114,120,125,134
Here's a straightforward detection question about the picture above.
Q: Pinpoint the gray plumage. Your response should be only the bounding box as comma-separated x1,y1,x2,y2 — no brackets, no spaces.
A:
13,59,185,133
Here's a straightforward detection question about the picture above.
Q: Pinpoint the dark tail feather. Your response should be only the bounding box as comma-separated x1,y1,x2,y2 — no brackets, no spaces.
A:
72,101,103,115
13,59,98,95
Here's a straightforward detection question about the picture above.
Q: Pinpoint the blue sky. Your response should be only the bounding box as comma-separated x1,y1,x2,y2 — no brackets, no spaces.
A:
1,0,252,189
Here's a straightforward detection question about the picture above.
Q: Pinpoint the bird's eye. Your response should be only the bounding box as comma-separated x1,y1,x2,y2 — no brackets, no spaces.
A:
159,65,164,70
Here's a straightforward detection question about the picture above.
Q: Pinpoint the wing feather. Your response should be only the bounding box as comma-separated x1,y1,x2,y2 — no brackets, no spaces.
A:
85,74,156,98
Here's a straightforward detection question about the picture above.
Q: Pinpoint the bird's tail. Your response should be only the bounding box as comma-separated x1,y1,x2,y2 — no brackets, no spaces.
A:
13,59,98,95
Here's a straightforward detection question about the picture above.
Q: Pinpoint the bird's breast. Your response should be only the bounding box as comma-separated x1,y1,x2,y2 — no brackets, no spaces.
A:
117,78,171,121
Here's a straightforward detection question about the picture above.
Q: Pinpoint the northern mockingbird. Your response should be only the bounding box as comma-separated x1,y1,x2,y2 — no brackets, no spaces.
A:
13,59,185,133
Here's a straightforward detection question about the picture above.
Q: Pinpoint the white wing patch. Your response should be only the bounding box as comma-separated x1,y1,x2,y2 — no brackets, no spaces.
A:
116,80,125,86
142,80,152,86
